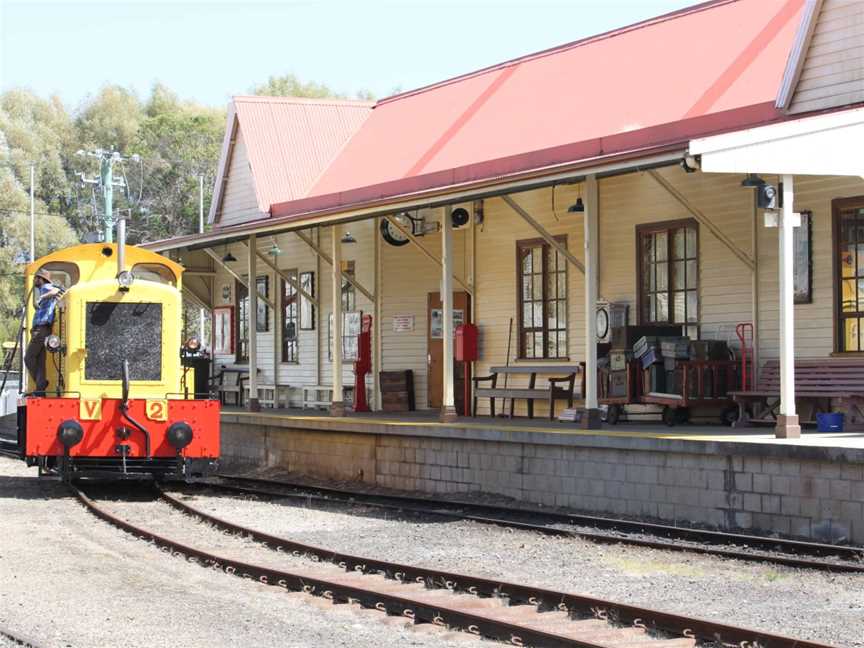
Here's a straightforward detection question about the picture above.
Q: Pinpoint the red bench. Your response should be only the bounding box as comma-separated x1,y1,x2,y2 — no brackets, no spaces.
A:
728,358,864,427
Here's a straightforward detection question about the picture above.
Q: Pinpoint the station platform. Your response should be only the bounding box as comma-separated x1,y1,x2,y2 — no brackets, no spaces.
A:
217,407,864,545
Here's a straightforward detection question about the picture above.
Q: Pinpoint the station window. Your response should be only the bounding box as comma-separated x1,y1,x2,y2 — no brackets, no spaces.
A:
341,260,356,311
834,196,864,352
235,281,249,364
516,237,568,360
282,271,299,363
637,220,699,338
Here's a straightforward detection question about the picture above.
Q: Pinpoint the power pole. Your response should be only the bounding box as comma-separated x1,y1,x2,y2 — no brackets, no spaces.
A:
29,164,35,262
198,174,206,347
101,154,116,243
76,149,139,243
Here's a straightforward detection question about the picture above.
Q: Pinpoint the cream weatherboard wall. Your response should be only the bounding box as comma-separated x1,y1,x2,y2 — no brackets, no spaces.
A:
217,126,266,227
204,166,864,413
789,0,864,115
379,208,469,410
756,174,864,360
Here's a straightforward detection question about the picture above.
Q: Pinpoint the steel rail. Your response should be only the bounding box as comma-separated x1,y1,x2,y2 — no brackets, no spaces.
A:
213,475,864,573
70,485,620,648
0,625,45,648
158,487,837,648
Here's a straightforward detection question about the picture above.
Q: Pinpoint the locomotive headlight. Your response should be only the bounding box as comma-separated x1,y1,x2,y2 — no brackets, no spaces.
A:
166,421,194,451
57,420,84,449
117,270,134,291
44,334,62,352
183,336,201,353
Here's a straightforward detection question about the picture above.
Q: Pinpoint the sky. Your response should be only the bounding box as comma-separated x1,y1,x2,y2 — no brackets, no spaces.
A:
1,0,697,109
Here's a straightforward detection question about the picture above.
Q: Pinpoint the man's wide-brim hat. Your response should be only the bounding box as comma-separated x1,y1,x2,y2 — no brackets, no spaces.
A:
33,270,52,282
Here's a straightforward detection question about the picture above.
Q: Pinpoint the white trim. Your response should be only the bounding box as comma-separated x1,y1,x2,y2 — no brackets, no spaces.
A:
776,0,823,110
147,150,685,252
208,103,238,225
691,107,864,176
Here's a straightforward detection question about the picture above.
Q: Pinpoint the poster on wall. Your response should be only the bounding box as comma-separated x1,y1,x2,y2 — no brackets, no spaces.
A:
392,314,415,332
220,283,232,304
793,211,812,304
430,308,464,339
213,306,234,355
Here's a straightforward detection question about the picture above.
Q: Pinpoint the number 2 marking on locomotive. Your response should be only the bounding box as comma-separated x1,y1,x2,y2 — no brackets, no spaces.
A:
146,399,168,422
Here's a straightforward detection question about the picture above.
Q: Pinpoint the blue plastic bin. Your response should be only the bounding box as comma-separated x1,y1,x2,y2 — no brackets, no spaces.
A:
816,413,844,433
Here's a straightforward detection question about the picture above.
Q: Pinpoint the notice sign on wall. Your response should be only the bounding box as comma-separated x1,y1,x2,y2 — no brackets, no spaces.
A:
392,314,415,333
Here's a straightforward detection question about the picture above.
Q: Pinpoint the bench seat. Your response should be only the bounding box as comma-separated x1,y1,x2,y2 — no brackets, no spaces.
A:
731,359,864,427
473,365,580,420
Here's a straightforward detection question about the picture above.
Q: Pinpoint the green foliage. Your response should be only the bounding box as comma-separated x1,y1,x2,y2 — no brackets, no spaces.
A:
0,211,78,342
252,73,375,102
0,72,374,341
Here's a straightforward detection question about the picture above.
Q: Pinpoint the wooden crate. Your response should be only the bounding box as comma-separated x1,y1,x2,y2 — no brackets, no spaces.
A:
378,370,415,412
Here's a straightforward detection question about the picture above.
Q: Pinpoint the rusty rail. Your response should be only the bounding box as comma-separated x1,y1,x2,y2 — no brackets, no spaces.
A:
0,625,45,648
155,487,837,648
213,475,864,573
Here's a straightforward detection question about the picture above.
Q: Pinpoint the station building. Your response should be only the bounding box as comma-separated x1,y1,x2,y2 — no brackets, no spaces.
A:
146,0,864,543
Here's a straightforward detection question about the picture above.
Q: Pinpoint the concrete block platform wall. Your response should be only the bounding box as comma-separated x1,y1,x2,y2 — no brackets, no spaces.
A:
220,415,864,545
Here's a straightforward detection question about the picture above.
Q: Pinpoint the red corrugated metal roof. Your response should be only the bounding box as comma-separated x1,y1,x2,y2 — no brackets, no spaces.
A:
213,96,372,222
270,0,804,220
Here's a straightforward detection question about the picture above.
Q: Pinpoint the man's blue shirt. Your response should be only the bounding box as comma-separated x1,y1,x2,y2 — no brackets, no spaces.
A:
33,283,59,327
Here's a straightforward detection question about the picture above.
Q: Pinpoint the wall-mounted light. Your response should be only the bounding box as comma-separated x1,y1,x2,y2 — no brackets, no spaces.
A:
341,231,357,244
567,184,585,213
741,173,766,188
567,197,584,213
267,237,282,257
680,154,700,173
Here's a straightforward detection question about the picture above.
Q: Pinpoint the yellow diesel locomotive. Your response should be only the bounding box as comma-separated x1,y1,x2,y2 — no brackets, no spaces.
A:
13,241,219,480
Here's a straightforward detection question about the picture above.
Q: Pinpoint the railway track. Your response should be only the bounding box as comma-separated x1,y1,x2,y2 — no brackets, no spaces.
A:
0,625,44,648
211,474,864,573
72,483,837,648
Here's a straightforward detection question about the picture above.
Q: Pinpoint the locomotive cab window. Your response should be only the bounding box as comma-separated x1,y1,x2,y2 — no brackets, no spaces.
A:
34,262,79,292
131,263,176,286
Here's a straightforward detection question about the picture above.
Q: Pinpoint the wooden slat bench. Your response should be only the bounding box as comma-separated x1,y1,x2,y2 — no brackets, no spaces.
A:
472,365,581,420
729,358,864,427
211,366,251,407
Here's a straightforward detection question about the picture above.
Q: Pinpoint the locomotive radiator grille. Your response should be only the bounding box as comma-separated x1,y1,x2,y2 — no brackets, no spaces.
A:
85,301,163,381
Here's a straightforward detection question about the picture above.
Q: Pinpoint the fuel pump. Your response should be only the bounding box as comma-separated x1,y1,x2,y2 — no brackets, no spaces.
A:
353,314,373,412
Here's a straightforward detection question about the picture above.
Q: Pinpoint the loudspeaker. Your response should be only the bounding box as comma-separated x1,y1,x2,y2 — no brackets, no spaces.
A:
451,207,470,228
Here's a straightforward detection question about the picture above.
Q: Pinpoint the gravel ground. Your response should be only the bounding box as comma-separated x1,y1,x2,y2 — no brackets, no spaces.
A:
181,485,864,648
0,458,480,648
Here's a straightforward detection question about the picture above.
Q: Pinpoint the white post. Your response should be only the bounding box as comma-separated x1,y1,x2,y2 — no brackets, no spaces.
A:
441,206,457,422
247,233,259,411
776,176,799,438
198,174,206,346
583,175,601,428
331,225,345,416
29,164,35,262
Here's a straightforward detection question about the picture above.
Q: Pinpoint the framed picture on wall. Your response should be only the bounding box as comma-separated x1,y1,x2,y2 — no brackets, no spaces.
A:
300,271,315,330
794,210,813,304
213,306,234,355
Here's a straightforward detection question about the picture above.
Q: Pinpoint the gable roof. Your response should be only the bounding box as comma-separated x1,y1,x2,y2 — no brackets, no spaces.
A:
209,95,373,224
270,0,804,221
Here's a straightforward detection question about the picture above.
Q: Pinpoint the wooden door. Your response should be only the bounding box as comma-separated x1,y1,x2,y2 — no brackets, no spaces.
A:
427,291,471,412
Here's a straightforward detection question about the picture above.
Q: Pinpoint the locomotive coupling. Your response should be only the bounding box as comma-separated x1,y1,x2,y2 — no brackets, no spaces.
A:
57,420,84,449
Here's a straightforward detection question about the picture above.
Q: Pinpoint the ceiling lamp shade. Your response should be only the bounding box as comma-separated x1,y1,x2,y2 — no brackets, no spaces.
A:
741,173,766,188
341,231,357,244
222,245,237,263
567,197,585,213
